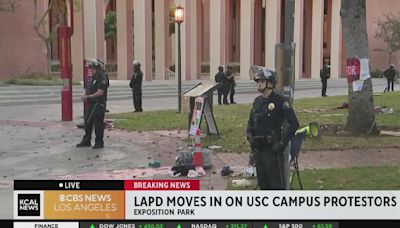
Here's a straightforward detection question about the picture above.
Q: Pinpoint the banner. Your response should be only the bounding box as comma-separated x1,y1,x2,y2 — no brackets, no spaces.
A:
125,191,400,220
14,180,400,220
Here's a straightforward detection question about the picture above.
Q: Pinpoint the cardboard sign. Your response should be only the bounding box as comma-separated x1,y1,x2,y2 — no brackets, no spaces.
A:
360,58,371,80
346,58,360,84
189,97,205,136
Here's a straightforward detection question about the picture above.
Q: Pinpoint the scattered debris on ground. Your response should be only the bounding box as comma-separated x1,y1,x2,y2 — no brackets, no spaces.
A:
380,130,400,137
232,179,252,187
298,109,328,113
332,102,349,110
375,106,394,114
209,145,222,149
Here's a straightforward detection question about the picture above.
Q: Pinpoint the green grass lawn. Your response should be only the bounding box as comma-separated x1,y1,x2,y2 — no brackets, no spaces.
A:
110,92,400,153
2,73,80,86
227,165,400,190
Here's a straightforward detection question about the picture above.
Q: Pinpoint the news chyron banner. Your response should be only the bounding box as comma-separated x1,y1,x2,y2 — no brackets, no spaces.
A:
14,180,199,220
13,180,400,220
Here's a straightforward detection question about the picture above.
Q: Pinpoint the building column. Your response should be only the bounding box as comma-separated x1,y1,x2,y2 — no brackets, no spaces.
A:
189,0,201,80
83,0,105,60
240,0,255,80
254,0,263,66
202,0,210,63
311,0,324,79
294,0,304,79
330,0,341,79
265,0,280,69
209,0,227,79
134,0,152,81
116,0,133,80
155,0,168,80
71,0,84,82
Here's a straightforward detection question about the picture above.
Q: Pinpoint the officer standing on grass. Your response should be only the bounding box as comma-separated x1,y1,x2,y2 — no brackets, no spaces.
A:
215,66,228,105
246,68,299,190
76,59,107,149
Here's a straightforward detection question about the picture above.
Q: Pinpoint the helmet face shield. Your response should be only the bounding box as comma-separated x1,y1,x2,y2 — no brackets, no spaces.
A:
132,60,141,67
254,68,277,86
89,59,101,70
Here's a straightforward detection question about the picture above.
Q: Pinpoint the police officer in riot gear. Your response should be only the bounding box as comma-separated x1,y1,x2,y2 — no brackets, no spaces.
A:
76,59,107,149
95,58,110,111
130,60,143,112
215,66,228,105
246,68,299,190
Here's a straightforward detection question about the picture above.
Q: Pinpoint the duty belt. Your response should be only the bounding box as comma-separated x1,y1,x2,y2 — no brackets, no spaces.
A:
253,135,273,144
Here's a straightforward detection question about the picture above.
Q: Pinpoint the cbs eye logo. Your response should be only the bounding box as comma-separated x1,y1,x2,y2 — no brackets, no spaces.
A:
18,194,40,216
59,194,66,202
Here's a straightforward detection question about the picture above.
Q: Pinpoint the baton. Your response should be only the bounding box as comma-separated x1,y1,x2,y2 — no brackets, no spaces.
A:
85,102,99,123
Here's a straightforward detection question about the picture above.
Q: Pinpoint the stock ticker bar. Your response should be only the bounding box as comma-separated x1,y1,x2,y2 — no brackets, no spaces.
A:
3,220,400,228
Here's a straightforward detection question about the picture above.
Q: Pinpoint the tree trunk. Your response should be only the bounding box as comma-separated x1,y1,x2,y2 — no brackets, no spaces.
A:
341,0,377,134
46,40,52,78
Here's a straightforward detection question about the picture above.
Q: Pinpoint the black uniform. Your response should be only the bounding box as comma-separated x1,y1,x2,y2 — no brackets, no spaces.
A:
215,71,228,105
320,64,330,96
130,67,143,112
83,72,107,147
101,69,110,108
226,68,236,103
246,92,299,190
384,67,396,92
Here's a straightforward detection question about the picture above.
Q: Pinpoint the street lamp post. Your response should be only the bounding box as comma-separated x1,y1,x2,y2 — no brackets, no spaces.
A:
175,5,184,113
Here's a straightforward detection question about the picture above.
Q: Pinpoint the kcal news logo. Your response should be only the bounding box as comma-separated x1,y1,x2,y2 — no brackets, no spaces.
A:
18,194,40,216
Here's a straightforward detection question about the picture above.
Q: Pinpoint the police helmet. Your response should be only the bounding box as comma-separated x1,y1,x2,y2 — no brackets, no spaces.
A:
133,60,141,67
390,64,395,68
218,65,223,71
254,68,277,85
89,59,101,70
96,58,105,70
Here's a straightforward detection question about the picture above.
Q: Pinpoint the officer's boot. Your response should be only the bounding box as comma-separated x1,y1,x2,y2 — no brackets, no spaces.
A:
76,136,91,147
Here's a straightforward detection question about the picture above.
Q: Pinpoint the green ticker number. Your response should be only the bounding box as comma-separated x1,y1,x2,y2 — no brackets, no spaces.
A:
144,224,164,228
313,224,333,228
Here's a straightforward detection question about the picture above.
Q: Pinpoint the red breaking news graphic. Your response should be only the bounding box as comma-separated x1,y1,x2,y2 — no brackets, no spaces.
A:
124,180,200,190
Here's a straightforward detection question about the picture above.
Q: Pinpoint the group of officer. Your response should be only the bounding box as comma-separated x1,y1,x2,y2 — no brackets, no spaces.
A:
76,59,143,149
75,59,299,190
215,65,236,105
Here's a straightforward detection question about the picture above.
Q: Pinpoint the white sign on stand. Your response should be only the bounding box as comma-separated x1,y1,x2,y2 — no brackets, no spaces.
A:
189,97,205,136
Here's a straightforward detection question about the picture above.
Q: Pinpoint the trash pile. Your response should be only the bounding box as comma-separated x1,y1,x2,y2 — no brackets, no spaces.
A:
169,129,213,178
